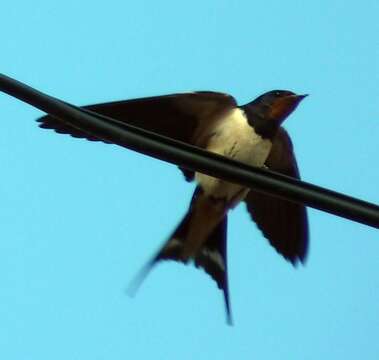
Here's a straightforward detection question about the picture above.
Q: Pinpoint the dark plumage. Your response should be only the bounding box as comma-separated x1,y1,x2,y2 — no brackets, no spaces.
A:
37,89,308,323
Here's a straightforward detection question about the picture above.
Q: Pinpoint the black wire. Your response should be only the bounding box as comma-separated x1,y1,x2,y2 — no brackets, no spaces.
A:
1,73,379,229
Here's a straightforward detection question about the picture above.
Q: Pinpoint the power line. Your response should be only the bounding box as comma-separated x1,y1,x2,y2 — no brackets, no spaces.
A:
1,73,378,229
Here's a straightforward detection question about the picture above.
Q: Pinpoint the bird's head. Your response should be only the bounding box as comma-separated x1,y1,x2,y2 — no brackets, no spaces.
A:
253,90,307,123
244,90,307,138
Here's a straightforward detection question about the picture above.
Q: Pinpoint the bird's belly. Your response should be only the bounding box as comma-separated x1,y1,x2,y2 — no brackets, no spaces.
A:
195,108,272,204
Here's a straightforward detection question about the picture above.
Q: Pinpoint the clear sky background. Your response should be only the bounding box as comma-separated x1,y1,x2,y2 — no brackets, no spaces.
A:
1,0,379,359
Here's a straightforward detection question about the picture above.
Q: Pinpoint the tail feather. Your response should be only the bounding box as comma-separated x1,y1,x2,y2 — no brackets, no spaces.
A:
194,216,231,324
128,187,232,324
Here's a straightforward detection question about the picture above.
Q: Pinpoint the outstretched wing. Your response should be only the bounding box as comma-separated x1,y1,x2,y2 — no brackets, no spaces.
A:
244,127,309,264
37,91,237,148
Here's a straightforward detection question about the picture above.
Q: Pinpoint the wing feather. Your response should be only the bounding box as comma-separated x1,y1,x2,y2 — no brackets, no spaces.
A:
37,92,237,147
244,127,309,264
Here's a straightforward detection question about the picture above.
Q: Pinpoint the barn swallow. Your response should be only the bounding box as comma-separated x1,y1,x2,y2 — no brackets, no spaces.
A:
37,90,309,324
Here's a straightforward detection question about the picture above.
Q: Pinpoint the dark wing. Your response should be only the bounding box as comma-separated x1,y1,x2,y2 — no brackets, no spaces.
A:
37,91,237,148
244,127,309,264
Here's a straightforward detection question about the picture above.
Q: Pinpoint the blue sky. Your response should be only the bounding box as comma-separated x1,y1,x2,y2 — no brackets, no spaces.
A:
1,0,379,359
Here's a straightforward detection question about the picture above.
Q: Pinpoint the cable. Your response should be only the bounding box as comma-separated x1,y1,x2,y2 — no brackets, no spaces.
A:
1,73,378,229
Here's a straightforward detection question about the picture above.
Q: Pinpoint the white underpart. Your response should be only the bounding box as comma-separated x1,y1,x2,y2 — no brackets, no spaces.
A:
195,108,272,205
164,239,225,271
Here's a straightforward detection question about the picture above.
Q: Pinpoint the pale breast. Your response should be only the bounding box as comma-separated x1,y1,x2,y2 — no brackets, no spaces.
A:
195,108,272,201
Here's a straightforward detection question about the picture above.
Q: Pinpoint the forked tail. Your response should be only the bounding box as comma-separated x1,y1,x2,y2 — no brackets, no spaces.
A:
128,187,232,324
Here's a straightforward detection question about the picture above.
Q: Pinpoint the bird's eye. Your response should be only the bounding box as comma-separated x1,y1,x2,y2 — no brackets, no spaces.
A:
274,91,282,97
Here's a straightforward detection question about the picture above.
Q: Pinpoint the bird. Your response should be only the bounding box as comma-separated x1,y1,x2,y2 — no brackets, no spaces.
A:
37,90,309,324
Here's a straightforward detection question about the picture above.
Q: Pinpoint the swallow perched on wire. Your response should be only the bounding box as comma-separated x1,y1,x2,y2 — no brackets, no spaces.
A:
37,90,309,324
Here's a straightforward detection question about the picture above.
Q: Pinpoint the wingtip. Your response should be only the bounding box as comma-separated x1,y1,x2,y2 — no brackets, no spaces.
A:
36,115,46,123
286,251,308,267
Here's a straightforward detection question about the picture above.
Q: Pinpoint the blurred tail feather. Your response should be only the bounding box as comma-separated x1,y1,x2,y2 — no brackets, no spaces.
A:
127,186,232,324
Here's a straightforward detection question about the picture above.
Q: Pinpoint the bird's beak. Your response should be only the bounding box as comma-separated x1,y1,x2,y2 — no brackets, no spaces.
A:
269,93,308,121
294,94,308,101
285,93,308,107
